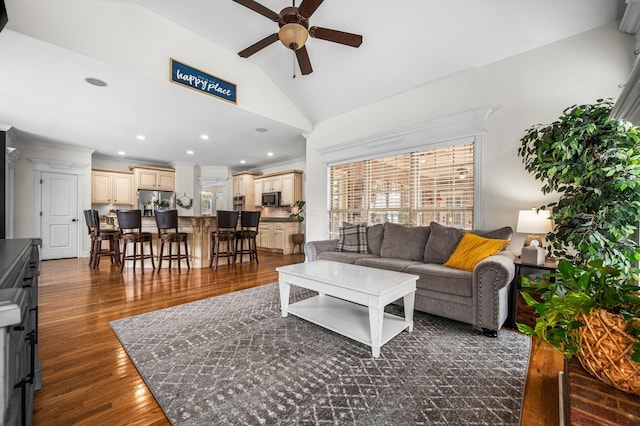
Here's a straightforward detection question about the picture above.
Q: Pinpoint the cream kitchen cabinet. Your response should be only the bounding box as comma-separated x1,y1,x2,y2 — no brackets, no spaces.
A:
131,166,175,191
233,172,260,210
91,169,134,205
279,172,303,206
256,221,301,253
254,170,303,207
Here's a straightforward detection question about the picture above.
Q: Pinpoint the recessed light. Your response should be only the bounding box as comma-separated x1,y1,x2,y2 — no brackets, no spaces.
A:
240,160,246,164
118,151,126,156
186,150,194,155
136,135,146,141
267,152,274,157
256,128,268,133
85,77,108,87
200,134,209,140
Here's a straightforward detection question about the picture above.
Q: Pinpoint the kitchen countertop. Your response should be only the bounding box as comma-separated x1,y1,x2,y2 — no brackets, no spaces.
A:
260,217,300,222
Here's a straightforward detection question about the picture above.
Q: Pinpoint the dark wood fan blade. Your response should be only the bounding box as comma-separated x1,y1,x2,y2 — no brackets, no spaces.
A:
295,46,313,75
238,33,279,58
297,0,324,19
309,26,362,47
233,0,279,21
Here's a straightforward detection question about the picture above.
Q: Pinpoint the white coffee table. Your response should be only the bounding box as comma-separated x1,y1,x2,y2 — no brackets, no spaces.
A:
276,260,418,357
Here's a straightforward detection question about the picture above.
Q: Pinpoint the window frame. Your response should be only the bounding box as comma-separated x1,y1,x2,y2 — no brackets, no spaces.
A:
317,107,490,238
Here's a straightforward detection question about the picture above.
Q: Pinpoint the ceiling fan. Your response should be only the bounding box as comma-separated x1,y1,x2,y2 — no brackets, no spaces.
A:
233,0,363,75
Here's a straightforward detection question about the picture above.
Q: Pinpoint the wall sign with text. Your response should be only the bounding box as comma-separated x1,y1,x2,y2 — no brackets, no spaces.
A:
170,58,237,104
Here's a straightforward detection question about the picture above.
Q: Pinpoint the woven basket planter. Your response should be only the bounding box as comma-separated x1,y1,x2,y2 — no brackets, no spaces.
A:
575,309,640,396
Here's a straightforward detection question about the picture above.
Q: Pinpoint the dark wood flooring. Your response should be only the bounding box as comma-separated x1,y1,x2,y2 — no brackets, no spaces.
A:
32,252,563,425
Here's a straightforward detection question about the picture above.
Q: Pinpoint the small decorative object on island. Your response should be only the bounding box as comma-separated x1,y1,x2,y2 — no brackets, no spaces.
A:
153,199,170,211
518,260,640,396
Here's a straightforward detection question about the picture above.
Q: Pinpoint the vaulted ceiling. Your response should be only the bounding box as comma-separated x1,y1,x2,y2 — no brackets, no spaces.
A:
0,0,624,169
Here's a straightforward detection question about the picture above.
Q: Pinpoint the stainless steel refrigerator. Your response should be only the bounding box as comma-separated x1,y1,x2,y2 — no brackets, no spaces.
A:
137,190,176,216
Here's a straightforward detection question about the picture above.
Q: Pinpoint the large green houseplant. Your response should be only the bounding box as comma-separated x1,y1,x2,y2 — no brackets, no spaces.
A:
518,99,640,395
518,99,640,275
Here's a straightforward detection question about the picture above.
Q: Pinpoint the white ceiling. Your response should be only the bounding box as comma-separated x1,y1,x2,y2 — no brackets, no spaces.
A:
0,0,624,169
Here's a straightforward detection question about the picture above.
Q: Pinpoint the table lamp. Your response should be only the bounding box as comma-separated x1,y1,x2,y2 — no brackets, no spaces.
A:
517,209,552,264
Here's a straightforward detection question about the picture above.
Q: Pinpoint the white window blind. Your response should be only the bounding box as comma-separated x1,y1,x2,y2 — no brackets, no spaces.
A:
328,141,474,237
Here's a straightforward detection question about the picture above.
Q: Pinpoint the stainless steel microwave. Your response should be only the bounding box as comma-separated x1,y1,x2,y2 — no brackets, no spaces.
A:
261,191,280,207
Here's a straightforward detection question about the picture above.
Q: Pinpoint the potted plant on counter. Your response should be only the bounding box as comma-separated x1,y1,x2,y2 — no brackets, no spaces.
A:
153,199,170,211
289,200,305,253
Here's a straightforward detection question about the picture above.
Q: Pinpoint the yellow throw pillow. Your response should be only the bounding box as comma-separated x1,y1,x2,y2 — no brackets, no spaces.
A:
444,232,509,272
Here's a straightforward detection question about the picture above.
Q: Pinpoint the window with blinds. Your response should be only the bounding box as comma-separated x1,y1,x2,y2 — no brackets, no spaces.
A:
328,141,474,237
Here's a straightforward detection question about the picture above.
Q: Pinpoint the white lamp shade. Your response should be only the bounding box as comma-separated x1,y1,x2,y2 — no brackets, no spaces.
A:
516,209,552,234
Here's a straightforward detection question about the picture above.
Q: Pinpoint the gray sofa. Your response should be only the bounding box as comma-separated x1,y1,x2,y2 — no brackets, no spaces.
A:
304,222,516,336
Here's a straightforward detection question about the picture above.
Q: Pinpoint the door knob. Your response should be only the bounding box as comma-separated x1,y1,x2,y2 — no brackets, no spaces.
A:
72,219,77,222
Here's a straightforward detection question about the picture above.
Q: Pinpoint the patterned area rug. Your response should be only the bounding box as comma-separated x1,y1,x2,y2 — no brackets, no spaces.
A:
110,283,531,425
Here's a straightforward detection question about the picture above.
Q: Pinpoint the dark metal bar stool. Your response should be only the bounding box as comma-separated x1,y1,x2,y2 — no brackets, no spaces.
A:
84,209,121,269
116,209,155,273
210,210,239,270
155,209,190,273
235,211,260,265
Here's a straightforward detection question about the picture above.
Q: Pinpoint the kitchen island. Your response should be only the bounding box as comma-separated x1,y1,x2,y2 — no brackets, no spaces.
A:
103,214,303,268
140,215,215,268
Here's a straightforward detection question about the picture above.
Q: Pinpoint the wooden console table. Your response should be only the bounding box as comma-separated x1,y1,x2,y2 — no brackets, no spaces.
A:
560,358,640,425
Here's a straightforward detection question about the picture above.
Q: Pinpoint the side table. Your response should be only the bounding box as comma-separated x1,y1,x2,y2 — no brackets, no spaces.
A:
509,258,557,329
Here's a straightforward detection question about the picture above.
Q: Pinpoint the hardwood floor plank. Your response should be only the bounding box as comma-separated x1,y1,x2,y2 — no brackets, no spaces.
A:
32,253,557,425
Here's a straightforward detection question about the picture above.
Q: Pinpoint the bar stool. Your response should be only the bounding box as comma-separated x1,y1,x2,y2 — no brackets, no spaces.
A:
84,209,121,269
117,209,155,273
155,209,190,272
210,210,239,270
235,211,260,264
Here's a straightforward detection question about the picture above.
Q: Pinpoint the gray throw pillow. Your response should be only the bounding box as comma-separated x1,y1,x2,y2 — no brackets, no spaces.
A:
380,222,430,261
424,222,464,264
472,226,513,241
336,222,368,253
366,224,385,255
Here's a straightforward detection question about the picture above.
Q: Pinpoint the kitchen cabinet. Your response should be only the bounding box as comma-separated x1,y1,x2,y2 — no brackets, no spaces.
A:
91,169,134,205
131,166,175,191
509,259,557,329
0,239,41,426
256,221,300,253
279,172,303,206
232,172,261,211
254,170,303,207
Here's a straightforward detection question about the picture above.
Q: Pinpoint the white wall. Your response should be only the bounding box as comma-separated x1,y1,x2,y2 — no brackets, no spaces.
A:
304,23,635,251
8,138,93,254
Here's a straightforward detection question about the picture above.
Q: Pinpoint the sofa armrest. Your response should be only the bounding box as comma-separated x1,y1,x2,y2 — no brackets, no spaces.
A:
304,239,339,261
473,251,516,331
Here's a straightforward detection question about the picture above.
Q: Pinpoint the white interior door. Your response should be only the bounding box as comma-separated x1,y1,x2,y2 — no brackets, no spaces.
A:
41,172,79,259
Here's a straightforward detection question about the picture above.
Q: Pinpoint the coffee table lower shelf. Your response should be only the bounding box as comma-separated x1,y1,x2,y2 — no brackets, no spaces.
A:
287,295,410,350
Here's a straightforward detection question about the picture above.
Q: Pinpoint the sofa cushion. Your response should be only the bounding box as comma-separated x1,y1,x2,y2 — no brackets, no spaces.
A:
366,224,385,255
443,232,509,272
379,222,430,261
472,226,513,241
423,222,464,264
336,222,368,253
354,257,423,272
318,252,379,264
404,263,473,298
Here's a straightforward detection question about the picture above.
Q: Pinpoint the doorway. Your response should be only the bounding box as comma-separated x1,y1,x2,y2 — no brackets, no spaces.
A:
40,172,79,259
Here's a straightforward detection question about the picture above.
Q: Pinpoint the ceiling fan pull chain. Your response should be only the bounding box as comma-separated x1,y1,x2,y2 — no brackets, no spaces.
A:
292,51,296,79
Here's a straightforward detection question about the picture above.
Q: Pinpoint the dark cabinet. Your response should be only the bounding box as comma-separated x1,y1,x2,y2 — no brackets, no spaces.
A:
510,258,557,329
0,239,41,426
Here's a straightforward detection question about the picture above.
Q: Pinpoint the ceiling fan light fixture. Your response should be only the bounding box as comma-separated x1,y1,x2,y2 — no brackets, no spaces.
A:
278,23,308,50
